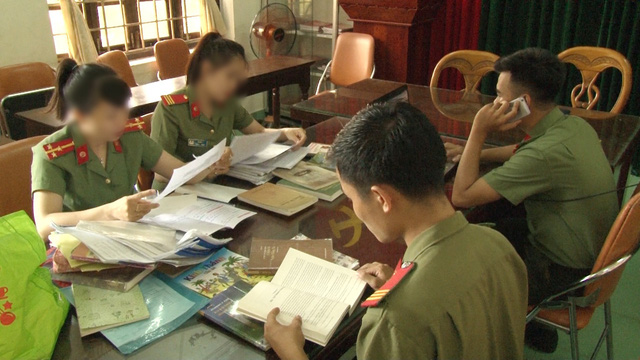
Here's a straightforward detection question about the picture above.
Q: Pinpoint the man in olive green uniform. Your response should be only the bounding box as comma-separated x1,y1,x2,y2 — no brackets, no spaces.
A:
264,103,527,360
32,117,163,212
150,87,254,162
451,48,618,352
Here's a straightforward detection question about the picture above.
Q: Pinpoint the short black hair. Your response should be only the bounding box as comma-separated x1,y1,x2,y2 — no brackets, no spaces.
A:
494,47,566,104
330,102,446,199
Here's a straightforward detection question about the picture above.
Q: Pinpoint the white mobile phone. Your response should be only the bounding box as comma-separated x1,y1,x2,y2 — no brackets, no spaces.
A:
507,97,531,122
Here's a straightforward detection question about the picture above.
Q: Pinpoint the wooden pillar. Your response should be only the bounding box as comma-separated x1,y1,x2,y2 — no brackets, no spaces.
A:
339,0,445,85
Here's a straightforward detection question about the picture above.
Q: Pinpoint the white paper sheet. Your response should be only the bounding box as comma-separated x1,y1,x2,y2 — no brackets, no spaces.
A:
230,131,281,165
240,143,291,165
261,146,310,169
155,140,226,202
147,194,198,217
175,183,244,203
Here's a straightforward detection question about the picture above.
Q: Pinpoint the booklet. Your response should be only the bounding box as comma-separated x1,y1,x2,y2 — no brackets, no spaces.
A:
176,248,272,298
238,183,318,216
247,238,333,275
200,281,271,351
237,248,367,346
273,162,339,190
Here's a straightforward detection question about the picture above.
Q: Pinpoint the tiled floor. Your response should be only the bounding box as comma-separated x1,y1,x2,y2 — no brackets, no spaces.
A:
526,175,640,360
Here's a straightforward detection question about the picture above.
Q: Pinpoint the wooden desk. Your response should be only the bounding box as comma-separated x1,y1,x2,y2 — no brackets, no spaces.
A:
16,56,315,137
51,117,401,360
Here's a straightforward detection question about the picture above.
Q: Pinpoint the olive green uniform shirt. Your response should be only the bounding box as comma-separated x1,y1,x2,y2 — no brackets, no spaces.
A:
483,107,618,269
31,124,163,212
150,85,254,162
356,212,528,360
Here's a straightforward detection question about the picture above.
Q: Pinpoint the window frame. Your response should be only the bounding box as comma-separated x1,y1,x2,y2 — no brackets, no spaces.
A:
48,0,204,60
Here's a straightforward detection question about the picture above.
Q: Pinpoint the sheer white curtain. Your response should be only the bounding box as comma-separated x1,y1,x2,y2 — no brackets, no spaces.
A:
60,0,98,63
199,0,228,37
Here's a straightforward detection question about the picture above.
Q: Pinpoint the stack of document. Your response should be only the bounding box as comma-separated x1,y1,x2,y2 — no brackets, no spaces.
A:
226,132,310,185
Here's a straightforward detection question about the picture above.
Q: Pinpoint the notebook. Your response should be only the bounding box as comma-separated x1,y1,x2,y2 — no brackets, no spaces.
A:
72,284,149,337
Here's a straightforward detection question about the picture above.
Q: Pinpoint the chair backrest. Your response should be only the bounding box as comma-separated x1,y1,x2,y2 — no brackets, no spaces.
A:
330,33,375,87
430,50,499,95
0,62,55,103
558,46,632,114
0,135,47,219
1,87,55,140
97,50,138,87
136,114,154,190
154,39,190,80
584,191,640,308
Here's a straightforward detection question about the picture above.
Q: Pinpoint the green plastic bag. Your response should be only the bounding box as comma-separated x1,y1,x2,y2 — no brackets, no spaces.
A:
0,211,69,360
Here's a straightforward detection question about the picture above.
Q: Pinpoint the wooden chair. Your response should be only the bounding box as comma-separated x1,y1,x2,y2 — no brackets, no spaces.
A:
558,46,632,114
154,39,190,80
136,114,154,191
0,62,55,139
526,190,640,360
97,50,138,87
0,135,47,220
315,32,375,95
430,50,499,95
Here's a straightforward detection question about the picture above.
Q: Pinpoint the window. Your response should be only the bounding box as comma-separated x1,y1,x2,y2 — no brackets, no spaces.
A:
47,0,202,58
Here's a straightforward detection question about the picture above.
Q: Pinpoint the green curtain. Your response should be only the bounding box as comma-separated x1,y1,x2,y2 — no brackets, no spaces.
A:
477,0,640,116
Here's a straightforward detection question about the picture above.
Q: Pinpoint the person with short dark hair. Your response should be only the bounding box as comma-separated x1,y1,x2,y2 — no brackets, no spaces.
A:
264,102,528,360
31,59,212,241
150,32,306,190
449,48,618,352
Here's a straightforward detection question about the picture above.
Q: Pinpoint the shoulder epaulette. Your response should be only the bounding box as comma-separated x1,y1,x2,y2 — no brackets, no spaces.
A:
161,94,189,106
43,138,75,160
123,117,146,133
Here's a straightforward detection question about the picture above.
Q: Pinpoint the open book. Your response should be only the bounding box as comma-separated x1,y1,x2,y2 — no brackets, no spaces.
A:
237,248,366,346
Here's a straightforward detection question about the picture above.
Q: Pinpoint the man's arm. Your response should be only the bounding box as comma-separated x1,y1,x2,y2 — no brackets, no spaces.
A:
264,308,308,360
452,101,520,208
446,143,516,163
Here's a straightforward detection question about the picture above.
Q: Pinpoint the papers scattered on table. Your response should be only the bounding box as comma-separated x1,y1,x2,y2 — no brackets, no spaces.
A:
155,139,226,201
175,183,245,203
143,198,256,234
241,143,291,165
230,131,281,165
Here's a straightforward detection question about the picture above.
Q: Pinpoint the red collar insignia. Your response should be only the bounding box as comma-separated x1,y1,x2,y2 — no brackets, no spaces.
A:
191,102,201,118
513,134,532,153
43,138,75,160
113,140,123,153
75,144,89,165
161,94,189,106
361,260,415,307
123,117,146,133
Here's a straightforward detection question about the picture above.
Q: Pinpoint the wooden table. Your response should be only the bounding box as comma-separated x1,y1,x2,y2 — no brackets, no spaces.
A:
292,79,640,203
16,56,315,137
51,117,401,360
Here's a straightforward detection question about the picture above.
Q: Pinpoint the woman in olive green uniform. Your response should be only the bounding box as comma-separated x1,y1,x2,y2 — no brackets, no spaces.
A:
151,32,306,189
31,59,212,241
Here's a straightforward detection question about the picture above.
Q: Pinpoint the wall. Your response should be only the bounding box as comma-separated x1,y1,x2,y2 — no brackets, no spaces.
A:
0,0,57,68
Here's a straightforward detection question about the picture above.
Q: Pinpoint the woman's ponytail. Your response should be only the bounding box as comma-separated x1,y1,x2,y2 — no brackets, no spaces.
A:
48,58,78,119
186,32,246,85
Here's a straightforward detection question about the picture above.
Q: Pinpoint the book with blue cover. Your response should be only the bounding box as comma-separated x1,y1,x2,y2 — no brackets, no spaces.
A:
200,281,270,351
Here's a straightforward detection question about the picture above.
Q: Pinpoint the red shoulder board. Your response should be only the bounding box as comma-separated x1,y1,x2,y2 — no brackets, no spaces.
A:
43,138,75,160
513,134,532,153
361,260,415,308
161,94,189,106
123,117,146,133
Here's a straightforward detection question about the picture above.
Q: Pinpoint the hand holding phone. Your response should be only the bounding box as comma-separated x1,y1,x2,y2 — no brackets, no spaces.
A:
507,97,531,123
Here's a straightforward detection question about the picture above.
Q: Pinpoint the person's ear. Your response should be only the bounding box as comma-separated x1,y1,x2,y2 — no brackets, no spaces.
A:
522,94,532,108
370,185,393,213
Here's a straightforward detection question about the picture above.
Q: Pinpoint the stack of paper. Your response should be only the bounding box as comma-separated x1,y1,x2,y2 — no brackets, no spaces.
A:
226,132,310,185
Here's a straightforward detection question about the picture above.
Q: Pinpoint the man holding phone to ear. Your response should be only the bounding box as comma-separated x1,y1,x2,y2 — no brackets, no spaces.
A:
449,48,618,353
